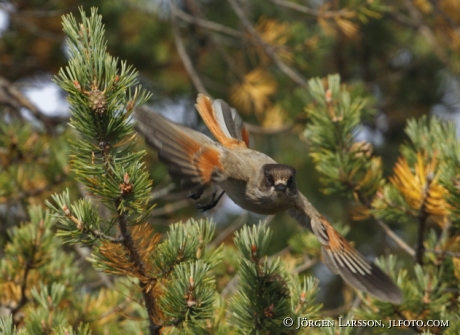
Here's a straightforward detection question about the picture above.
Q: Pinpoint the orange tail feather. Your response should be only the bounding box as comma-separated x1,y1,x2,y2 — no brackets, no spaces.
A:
195,94,249,148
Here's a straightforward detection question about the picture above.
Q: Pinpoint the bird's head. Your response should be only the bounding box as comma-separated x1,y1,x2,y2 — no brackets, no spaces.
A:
260,164,298,198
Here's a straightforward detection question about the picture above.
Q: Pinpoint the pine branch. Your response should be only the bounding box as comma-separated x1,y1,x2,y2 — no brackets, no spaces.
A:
62,205,124,243
115,198,160,334
9,221,43,316
0,206,90,332
49,8,159,333
229,223,321,332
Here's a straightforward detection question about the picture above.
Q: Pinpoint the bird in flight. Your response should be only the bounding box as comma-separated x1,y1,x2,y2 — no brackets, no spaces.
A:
135,94,403,304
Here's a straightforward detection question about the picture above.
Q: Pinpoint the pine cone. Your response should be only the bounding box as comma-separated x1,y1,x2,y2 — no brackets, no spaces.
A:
87,89,107,115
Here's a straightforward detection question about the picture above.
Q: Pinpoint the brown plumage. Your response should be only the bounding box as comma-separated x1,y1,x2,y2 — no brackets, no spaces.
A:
135,94,403,304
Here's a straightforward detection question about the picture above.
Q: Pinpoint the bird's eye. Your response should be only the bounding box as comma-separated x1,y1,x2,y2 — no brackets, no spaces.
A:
266,175,274,185
287,177,294,186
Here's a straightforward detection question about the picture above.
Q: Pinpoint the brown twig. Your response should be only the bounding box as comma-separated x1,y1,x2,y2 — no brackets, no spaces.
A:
10,259,33,316
14,16,63,42
184,0,247,83
115,199,161,335
376,219,415,257
403,0,451,68
73,245,115,288
63,207,124,243
0,77,67,134
354,187,415,257
5,174,67,205
269,0,351,18
170,0,209,96
10,219,45,317
244,121,294,135
293,258,317,274
150,198,194,217
389,11,419,28
150,183,175,201
141,1,296,137
174,7,242,37
415,172,435,265
435,219,451,249
96,297,131,320
425,248,460,258
226,0,308,87
85,227,124,243
209,212,248,248
150,187,217,217
416,211,428,265
17,8,77,18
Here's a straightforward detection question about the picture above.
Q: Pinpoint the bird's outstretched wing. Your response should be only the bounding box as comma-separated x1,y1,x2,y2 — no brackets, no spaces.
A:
195,94,250,148
289,193,403,304
135,106,225,190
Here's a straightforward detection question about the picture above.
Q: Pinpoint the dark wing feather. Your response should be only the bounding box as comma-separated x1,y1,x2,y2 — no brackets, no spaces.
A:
135,106,225,189
290,193,403,304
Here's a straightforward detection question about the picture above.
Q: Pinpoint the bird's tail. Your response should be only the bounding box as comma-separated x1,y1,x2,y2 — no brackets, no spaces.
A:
195,94,250,148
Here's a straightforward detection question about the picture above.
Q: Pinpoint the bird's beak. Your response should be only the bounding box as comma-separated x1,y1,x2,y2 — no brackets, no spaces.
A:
274,183,287,192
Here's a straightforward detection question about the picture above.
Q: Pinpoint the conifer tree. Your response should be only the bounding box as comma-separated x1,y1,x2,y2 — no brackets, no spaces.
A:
299,75,459,334
1,6,459,335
